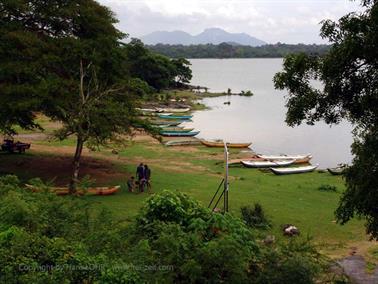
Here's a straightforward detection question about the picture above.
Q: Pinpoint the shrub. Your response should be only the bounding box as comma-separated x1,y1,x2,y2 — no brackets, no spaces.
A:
318,185,338,192
0,177,326,283
241,203,271,229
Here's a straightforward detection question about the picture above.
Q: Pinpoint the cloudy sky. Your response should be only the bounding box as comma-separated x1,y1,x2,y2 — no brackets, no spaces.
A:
98,0,363,44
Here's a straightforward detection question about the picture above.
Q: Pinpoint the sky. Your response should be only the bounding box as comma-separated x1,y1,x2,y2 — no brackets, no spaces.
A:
98,0,363,44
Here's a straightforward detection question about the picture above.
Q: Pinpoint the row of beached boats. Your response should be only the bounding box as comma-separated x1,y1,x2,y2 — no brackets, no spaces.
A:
239,154,319,175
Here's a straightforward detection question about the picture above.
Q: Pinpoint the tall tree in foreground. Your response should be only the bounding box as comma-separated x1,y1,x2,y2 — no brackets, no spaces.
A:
274,1,378,238
0,0,137,193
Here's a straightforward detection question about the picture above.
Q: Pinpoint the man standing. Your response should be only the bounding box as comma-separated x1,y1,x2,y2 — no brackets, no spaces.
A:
144,164,152,192
136,163,145,192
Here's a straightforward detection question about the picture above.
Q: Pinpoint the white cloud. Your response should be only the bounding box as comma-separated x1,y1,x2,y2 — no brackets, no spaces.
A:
98,0,363,44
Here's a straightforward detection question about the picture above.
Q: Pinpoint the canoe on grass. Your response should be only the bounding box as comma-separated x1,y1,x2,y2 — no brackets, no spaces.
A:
257,153,312,161
151,120,183,126
164,140,201,146
270,164,318,175
247,155,312,164
327,165,347,175
158,114,193,120
160,127,194,133
157,107,190,113
201,140,252,148
25,184,120,196
241,160,295,168
160,131,199,137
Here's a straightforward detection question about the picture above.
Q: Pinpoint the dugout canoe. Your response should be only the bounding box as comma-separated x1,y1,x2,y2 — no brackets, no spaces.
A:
201,140,252,148
151,120,183,126
157,107,190,113
257,153,312,161
25,184,120,196
160,131,199,137
327,165,347,175
247,155,312,164
160,128,194,133
270,165,319,175
164,139,201,146
158,114,193,120
241,160,295,168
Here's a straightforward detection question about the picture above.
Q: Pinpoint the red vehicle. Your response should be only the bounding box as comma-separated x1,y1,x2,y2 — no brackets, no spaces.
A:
1,139,31,153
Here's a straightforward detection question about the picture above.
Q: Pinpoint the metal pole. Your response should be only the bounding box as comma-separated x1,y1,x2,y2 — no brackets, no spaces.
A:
224,142,229,213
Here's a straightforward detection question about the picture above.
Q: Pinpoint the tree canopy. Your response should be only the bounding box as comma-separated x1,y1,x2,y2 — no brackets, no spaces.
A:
274,1,378,238
147,43,330,59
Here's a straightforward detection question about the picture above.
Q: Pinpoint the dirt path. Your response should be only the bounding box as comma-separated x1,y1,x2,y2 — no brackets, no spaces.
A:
338,255,378,284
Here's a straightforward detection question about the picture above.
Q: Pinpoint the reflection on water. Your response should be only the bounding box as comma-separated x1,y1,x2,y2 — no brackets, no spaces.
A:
185,58,353,168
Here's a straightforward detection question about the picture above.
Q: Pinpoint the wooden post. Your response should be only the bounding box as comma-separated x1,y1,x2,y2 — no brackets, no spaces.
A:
224,142,229,213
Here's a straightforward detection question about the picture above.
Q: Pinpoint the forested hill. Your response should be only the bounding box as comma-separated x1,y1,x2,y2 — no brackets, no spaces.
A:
146,43,330,58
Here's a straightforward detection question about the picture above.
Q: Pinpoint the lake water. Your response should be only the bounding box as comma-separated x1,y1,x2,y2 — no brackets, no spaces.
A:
185,58,353,168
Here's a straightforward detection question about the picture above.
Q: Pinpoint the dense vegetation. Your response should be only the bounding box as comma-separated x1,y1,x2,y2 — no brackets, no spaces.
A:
0,0,191,191
147,43,330,58
274,0,378,238
0,176,332,283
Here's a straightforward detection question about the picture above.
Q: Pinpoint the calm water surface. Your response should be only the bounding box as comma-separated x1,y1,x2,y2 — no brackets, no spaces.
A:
185,58,353,168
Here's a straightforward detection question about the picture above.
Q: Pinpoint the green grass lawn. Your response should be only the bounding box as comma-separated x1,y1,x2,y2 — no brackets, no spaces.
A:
0,117,371,259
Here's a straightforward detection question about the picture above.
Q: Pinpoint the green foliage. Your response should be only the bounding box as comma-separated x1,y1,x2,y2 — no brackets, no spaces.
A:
241,203,271,229
147,43,330,59
124,39,192,91
318,185,338,192
273,1,378,238
0,177,325,282
240,90,254,97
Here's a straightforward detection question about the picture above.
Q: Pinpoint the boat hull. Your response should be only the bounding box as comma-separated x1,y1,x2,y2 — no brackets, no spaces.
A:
160,131,199,137
201,140,252,148
158,114,193,120
241,160,295,168
270,165,318,175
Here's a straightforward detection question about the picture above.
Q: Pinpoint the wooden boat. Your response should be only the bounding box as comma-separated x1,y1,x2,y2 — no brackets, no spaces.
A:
158,114,193,120
270,165,319,175
160,131,199,137
160,128,194,133
201,140,252,148
150,120,183,126
164,140,201,146
327,165,347,175
257,153,312,161
25,184,120,196
157,107,190,113
241,160,295,168
247,155,312,164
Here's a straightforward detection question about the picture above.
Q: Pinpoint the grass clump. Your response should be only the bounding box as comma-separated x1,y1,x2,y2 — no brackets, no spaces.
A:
318,185,338,192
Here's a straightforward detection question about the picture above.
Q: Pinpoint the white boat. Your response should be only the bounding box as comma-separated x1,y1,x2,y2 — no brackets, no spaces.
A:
257,153,312,161
241,160,295,168
270,164,319,175
157,107,190,113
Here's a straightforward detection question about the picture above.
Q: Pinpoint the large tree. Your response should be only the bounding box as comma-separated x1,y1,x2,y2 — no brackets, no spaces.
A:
274,1,378,238
0,0,137,192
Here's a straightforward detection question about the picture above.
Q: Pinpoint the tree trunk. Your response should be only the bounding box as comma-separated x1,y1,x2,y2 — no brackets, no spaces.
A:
69,135,84,194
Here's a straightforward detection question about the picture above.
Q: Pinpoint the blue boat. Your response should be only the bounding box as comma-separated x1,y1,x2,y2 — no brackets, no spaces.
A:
158,114,193,120
160,131,200,137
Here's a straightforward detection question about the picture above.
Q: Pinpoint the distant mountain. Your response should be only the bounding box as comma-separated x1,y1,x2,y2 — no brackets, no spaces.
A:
140,28,266,46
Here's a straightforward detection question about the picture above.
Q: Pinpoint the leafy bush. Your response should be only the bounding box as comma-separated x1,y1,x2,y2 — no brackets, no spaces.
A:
241,203,271,229
0,177,327,283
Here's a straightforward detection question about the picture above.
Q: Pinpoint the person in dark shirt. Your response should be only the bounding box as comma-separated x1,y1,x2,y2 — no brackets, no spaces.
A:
144,164,152,192
136,163,145,192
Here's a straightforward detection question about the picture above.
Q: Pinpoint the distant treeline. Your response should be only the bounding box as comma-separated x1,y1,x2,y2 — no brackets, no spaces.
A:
147,43,331,58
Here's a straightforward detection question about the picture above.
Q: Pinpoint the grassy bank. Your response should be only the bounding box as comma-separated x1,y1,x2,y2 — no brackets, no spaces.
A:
2,120,376,261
